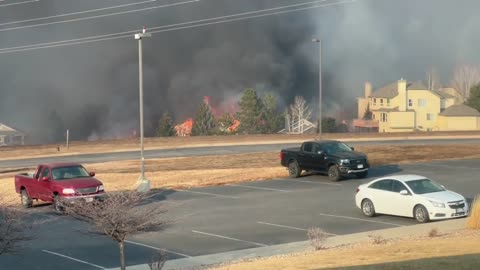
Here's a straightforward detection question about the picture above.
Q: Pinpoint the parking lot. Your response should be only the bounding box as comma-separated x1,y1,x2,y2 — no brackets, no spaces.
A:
1,158,478,270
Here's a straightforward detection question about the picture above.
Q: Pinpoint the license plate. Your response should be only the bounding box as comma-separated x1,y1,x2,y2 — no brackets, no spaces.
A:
456,208,464,213
85,198,94,202
357,164,364,169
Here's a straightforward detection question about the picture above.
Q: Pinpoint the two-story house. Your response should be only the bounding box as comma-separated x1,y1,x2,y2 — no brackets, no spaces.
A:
355,79,480,132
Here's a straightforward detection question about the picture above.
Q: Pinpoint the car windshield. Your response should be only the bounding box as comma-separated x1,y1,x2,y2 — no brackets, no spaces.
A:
52,166,90,180
323,142,352,154
405,179,446,194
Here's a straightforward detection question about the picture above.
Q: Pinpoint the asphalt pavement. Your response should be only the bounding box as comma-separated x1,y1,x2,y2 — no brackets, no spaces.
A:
1,138,480,169
1,158,478,270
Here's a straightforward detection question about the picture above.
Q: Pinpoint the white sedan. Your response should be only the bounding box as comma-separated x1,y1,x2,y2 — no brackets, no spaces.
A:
355,175,469,223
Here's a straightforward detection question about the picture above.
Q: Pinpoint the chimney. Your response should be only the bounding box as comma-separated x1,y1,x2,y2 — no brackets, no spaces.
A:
364,81,372,98
398,78,407,111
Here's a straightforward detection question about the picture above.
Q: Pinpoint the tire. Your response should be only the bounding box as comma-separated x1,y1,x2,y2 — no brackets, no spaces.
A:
356,171,368,179
288,160,302,178
361,199,376,217
20,189,33,209
53,195,65,214
328,165,341,182
414,205,430,223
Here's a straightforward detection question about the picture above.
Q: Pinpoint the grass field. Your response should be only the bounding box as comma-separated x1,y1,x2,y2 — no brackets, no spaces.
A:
211,230,480,270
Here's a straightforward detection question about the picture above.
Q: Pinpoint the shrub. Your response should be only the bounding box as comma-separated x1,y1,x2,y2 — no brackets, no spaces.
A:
466,195,480,230
307,227,329,250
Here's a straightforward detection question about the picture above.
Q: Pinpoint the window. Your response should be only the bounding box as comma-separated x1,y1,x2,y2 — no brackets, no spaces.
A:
373,98,377,105
387,99,390,106
303,142,313,153
321,142,353,155
41,168,50,178
52,165,90,180
426,113,435,121
405,179,446,194
392,180,408,193
381,113,388,122
380,98,384,106
408,99,413,107
418,99,427,107
369,180,393,191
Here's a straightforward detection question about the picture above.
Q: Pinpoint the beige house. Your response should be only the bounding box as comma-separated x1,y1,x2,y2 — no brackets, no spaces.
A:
355,79,480,132
0,123,25,146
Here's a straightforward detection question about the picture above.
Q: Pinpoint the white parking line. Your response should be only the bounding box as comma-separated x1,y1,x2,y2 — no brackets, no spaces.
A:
285,179,342,186
42,250,107,269
227,184,290,193
124,240,192,258
415,163,478,170
317,213,405,227
257,222,338,235
192,230,268,247
173,189,239,199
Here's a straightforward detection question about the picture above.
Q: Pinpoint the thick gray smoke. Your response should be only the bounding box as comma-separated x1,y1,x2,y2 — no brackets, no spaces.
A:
0,0,480,144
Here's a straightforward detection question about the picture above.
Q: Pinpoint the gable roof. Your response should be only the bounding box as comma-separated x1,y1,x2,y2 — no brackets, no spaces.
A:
439,104,480,117
370,82,398,98
370,80,452,99
0,123,25,136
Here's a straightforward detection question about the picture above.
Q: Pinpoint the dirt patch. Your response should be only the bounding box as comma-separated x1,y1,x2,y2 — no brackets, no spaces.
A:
1,131,480,161
210,230,480,270
2,144,480,206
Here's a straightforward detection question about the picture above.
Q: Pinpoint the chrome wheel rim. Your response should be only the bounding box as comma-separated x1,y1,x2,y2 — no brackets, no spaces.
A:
21,192,28,205
416,207,426,222
363,201,373,215
329,167,337,178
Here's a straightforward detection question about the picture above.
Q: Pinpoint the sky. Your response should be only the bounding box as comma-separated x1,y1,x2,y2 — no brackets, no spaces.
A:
0,0,480,143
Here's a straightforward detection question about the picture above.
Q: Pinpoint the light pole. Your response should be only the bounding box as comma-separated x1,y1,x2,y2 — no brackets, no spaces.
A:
135,26,151,192
312,38,322,139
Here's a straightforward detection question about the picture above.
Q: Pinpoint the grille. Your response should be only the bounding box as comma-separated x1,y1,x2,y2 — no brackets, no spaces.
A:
448,201,465,209
351,159,365,165
76,187,98,195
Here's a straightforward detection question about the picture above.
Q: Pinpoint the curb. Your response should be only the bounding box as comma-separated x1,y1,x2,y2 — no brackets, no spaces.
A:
111,218,467,270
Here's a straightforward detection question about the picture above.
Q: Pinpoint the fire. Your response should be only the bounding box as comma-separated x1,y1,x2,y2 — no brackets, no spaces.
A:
175,118,193,136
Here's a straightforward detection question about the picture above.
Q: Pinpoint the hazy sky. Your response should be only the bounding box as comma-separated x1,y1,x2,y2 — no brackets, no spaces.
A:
1,0,479,143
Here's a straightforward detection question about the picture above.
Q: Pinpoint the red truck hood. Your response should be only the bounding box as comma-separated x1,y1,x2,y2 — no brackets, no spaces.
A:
53,177,103,189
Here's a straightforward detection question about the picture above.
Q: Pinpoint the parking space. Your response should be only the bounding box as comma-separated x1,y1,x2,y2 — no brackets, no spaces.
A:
2,159,478,270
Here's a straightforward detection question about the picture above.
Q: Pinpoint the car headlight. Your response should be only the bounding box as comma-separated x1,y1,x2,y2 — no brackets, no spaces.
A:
429,200,445,208
98,185,104,192
62,188,75,195
340,159,350,165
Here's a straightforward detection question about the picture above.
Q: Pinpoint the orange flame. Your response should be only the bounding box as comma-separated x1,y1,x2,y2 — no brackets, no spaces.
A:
175,118,193,136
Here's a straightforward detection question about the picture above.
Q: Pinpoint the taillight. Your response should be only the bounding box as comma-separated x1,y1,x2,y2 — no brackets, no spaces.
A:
356,187,360,193
280,152,284,160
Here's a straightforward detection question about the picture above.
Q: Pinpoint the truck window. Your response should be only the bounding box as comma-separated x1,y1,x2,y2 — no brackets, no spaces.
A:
35,166,43,179
41,168,50,179
303,143,313,153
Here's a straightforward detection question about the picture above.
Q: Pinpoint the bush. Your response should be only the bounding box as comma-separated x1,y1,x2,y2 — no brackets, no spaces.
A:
466,195,480,230
307,227,328,250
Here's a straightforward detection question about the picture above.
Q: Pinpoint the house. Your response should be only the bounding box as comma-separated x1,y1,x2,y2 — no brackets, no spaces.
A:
355,79,479,132
0,123,25,146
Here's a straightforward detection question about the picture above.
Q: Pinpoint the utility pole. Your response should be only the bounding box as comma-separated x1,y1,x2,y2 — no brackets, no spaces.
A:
312,38,322,139
134,26,151,193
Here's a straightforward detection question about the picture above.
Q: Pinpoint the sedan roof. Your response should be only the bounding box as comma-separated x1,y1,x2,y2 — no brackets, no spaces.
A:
375,174,428,182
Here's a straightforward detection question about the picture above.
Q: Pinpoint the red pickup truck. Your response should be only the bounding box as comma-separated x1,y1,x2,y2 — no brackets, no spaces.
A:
14,162,106,212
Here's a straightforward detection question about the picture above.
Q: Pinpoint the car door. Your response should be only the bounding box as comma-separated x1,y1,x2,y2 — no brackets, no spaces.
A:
311,143,327,171
36,167,53,201
297,142,315,170
389,180,417,217
367,179,393,214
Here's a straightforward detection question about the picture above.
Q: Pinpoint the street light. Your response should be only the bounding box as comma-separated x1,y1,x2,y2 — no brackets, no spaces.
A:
135,26,151,193
312,38,322,139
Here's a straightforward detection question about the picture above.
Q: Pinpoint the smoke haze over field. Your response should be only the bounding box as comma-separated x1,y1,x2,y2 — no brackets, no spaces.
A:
1,0,480,143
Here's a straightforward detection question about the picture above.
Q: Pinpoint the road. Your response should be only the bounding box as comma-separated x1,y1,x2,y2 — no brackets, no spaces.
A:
1,138,480,169
0,158,478,270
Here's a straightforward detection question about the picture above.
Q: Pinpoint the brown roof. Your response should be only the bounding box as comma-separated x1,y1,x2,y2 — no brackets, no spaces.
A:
407,81,428,90
371,80,452,99
439,104,480,117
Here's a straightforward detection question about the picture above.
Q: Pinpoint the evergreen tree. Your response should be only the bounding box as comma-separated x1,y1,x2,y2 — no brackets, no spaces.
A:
157,111,175,137
261,92,283,134
191,100,216,136
466,83,480,112
362,104,373,120
237,88,263,134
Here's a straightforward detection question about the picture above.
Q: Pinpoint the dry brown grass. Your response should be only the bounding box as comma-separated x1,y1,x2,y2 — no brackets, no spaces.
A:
466,196,480,230
1,131,480,161
2,144,480,207
211,230,480,270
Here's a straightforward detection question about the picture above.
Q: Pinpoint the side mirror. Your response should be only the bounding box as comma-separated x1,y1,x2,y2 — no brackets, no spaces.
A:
41,176,49,181
317,150,324,155
89,172,95,177
400,190,409,195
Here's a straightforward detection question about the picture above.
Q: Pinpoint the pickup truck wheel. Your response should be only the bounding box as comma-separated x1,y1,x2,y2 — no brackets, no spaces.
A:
288,161,302,178
20,190,33,208
328,165,341,182
53,196,65,214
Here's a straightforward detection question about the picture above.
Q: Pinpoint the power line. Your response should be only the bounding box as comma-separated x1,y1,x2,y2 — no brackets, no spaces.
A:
0,0,199,33
0,0,356,54
0,0,157,27
0,0,38,8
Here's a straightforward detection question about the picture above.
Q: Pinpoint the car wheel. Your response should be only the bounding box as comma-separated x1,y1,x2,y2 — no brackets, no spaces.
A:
414,205,430,223
356,171,368,179
20,189,33,209
361,199,376,217
328,165,341,182
288,161,302,178
53,196,65,214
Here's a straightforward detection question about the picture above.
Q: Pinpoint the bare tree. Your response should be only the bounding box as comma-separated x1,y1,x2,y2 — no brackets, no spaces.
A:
149,250,167,270
451,64,480,99
426,67,441,90
0,202,30,255
62,191,171,270
286,96,313,134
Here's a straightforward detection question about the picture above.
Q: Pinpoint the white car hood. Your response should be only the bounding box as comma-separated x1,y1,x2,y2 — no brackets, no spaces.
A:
420,191,464,203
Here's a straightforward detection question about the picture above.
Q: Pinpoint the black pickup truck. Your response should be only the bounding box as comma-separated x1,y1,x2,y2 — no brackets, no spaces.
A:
280,140,370,181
